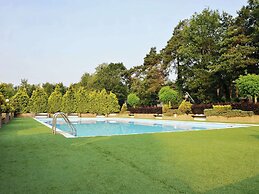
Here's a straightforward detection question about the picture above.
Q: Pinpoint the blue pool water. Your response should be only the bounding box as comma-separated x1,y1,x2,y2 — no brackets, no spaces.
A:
37,118,251,138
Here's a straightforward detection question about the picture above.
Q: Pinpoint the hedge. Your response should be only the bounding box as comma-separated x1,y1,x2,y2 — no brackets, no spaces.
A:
204,109,254,117
128,107,162,114
192,103,259,115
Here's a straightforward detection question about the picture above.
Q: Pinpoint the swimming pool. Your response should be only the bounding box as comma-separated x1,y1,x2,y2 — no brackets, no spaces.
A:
36,118,251,138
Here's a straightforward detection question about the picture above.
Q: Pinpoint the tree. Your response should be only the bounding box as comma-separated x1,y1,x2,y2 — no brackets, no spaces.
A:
158,86,181,105
236,74,259,103
75,87,89,113
61,87,76,113
0,83,15,99
48,85,63,113
42,82,55,97
10,88,29,113
20,79,37,97
107,92,120,114
0,93,6,113
127,93,140,108
92,63,128,105
162,9,226,103
29,87,48,113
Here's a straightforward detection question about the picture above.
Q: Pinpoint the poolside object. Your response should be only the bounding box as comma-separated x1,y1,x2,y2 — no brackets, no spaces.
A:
52,112,77,136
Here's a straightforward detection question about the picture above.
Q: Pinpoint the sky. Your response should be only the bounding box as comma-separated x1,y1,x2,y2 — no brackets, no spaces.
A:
0,0,247,86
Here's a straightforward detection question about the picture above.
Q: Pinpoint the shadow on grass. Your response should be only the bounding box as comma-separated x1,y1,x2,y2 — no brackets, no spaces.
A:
205,175,259,194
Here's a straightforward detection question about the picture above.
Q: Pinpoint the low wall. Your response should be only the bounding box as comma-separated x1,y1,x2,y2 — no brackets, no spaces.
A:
80,113,96,118
16,113,35,118
163,114,193,121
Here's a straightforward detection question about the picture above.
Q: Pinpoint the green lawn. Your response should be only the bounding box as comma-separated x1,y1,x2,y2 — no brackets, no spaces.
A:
0,118,259,193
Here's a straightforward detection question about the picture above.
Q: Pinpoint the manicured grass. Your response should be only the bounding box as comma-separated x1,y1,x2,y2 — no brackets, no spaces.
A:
0,118,259,193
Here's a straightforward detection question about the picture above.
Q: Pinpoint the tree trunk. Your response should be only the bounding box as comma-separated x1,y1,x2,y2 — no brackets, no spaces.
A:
0,114,2,128
255,96,257,103
5,113,9,124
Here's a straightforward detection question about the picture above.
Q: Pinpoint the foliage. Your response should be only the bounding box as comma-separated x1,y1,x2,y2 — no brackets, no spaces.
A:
120,103,127,113
204,109,254,117
48,85,63,113
107,91,120,114
158,86,181,105
10,88,29,113
127,93,140,108
91,63,128,105
75,87,89,114
163,109,184,116
42,82,55,97
212,105,232,111
129,47,165,106
29,87,48,113
236,74,259,102
80,89,120,115
178,100,192,114
61,87,76,113
0,93,6,113
20,79,37,97
0,83,15,99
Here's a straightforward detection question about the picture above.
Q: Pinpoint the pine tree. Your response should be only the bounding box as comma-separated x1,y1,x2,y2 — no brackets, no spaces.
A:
29,87,48,113
75,87,89,113
48,85,63,113
61,87,76,113
11,88,29,113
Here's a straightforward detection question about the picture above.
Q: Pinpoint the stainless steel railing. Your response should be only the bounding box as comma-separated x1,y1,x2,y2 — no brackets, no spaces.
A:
52,112,77,136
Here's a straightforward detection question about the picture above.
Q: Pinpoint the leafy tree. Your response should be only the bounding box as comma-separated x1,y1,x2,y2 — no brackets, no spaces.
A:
0,83,15,99
20,79,37,97
120,102,127,113
236,74,259,103
29,87,48,113
88,91,98,114
129,47,165,105
107,91,120,114
61,87,76,113
127,93,140,108
178,100,192,114
162,9,226,102
75,87,89,113
158,86,181,105
48,85,63,113
42,82,55,97
0,93,6,113
56,82,67,95
10,88,29,113
92,63,128,105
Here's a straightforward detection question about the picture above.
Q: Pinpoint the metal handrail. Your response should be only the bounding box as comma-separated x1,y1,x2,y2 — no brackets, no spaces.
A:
52,112,77,136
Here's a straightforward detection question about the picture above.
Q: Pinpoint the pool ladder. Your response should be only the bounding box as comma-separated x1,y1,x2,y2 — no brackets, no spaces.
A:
52,112,77,136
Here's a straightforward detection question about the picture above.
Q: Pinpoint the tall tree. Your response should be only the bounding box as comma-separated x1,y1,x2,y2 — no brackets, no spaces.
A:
61,87,76,113
42,82,55,97
162,9,226,103
48,85,63,113
29,87,48,113
0,83,15,99
10,88,29,113
75,87,89,113
92,63,128,105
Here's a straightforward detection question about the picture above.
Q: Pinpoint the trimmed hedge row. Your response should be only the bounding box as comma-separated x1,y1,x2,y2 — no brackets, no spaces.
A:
204,109,254,117
192,103,259,115
128,107,162,114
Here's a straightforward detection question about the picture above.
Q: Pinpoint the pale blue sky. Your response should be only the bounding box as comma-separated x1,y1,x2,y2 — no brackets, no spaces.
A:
0,0,247,86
